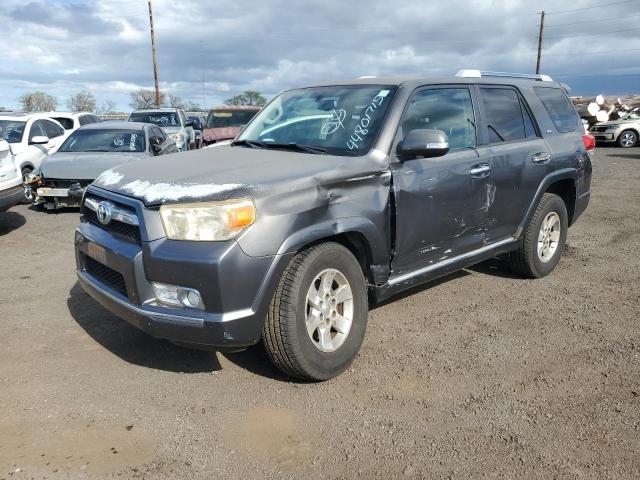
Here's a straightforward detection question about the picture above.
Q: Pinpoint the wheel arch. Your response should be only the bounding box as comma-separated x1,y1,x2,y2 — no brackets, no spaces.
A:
276,218,389,286
516,168,578,238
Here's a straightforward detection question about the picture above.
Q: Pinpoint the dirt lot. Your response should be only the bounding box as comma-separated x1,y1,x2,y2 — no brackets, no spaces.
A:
0,147,639,479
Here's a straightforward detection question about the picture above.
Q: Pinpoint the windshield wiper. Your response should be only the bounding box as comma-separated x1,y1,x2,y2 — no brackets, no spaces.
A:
261,143,327,154
230,139,266,149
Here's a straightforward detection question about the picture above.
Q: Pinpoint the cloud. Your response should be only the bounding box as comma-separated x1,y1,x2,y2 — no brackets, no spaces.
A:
1,0,639,111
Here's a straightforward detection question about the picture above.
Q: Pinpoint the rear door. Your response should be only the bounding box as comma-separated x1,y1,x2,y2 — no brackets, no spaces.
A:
476,86,550,242
390,85,493,273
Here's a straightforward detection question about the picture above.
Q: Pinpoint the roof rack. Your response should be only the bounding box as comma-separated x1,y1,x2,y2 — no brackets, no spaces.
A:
455,69,553,82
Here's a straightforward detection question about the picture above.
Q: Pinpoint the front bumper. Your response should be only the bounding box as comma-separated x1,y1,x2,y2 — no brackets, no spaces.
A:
590,132,615,142
0,184,24,212
74,211,291,349
36,185,84,209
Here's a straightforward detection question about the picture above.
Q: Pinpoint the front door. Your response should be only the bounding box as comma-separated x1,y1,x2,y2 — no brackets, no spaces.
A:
390,86,493,275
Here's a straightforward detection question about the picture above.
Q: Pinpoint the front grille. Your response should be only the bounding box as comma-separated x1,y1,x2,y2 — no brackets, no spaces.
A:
591,126,608,133
84,255,128,297
82,195,141,243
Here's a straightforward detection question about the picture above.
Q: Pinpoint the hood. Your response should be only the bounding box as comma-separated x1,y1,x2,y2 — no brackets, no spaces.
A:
41,151,148,180
93,145,385,205
202,127,240,142
161,126,182,134
596,118,639,127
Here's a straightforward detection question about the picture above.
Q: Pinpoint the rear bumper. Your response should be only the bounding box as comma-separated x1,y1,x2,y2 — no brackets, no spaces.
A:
0,184,24,211
74,221,292,349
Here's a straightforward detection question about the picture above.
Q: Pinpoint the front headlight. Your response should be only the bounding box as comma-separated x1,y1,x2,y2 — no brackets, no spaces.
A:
169,133,182,142
606,125,619,130
159,198,255,241
26,173,43,186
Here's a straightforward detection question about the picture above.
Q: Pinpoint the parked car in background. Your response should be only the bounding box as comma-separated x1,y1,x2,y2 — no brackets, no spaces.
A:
187,114,206,149
0,113,70,202
0,140,23,212
128,108,194,151
75,71,592,380
590,109,640,148
47,111,100,132
27,122,177,210
202,105,260,146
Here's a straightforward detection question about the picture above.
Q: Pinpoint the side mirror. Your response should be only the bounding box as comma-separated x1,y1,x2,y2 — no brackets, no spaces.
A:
397,129,449,159
30,135,50,145
185,120,193,127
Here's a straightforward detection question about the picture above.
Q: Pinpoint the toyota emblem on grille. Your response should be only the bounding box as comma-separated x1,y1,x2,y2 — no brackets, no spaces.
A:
96,201,113,225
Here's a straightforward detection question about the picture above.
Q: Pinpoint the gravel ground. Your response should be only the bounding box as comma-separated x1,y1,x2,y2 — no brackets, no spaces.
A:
0,147,639,479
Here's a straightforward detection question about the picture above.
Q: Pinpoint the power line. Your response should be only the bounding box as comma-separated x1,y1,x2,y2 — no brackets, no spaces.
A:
543,47,640,56
545,12,640,27
545,27,640,39
545,0,638,14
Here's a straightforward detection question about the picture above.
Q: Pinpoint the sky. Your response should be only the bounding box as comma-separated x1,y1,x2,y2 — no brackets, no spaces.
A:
1,0,639,112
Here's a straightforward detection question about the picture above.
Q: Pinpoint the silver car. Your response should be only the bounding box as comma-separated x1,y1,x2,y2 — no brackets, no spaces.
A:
590,109,640,148
128,108,194,151
28,122,177,209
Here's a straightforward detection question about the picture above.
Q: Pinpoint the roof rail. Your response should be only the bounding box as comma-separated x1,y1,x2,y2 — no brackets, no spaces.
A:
455,69,553,82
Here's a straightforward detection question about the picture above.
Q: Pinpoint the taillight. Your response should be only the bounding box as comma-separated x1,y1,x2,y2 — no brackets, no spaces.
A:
582,134,596,152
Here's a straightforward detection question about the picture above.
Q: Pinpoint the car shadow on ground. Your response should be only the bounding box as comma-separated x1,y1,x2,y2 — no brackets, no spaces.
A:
606,151,640,160
220,346,292,382
0,210,26,236
466,257,524,279
67,282,222,374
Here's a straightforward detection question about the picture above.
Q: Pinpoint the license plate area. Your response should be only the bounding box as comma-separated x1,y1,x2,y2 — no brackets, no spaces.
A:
87,242,107,264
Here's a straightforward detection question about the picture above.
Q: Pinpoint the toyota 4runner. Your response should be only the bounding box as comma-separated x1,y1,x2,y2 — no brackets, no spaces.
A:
75,70,593,380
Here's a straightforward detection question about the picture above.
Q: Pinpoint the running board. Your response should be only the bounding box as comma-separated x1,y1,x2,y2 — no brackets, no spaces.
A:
387,237,517,286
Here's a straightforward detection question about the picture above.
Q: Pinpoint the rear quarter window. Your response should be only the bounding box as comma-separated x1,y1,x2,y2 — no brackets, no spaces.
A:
534,87,580,133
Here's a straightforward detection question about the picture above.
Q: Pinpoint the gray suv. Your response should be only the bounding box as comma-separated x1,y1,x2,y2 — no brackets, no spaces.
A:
74,71,593,380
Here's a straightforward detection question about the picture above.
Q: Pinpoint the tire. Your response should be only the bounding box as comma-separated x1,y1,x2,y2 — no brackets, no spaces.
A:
262,242,368,381
508,193,568,278
617,130,638,148
21,167,34,204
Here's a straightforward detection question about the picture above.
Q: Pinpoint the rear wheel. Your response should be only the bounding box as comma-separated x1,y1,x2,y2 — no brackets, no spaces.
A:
508,193,568,278
262,242,368,381
618,130,637,148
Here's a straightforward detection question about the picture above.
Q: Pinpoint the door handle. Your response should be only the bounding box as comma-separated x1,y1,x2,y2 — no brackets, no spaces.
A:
532,152,551,163
469,164,491,176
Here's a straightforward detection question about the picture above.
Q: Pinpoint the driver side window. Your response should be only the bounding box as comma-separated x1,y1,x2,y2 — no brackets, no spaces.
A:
400,88,476,150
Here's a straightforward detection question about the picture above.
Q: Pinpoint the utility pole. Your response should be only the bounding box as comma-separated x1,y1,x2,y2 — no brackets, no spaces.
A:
536,10,545,74
148,0,160,107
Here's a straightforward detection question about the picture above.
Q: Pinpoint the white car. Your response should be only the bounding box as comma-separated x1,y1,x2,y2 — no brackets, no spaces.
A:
0,113,70,201
0,140,23,212
46,111,100,132
128,108,195,151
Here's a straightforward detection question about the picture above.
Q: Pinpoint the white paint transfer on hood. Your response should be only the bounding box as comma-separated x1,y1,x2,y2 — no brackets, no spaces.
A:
116,179,242,203
95,169,125,186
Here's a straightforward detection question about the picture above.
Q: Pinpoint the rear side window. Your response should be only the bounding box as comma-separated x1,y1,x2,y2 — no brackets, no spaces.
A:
53,117,74,130
79,115,97,126
43,120,65,138
534,87,580,133
480,87,535,143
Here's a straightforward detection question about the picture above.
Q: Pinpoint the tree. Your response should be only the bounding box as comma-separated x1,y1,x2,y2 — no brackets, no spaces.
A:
129,89,165,109
184,100,204,112
167,94,185,109
224,90,267,106
19,91,58,112
66,90,96,112
95,100,116,115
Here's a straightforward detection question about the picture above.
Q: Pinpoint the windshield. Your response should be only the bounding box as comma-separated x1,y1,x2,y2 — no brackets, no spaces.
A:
0,120,26,143
238,85,397,155
206,109,258,128
129,112,181,127
620,111,640,121
58,129,146,153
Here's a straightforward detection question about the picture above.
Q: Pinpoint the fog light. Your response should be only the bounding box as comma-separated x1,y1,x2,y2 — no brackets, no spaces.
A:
151,282,204,310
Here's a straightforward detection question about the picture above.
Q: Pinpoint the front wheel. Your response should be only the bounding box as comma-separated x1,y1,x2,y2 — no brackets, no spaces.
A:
618,130,638,148
262,242,368,381
21,168,34,204
508,193,568,278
